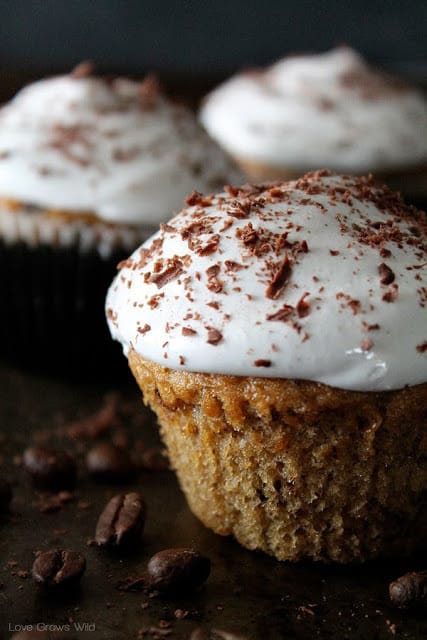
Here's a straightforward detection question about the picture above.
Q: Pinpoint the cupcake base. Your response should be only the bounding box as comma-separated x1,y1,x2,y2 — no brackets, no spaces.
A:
0,201,150,379
0,239,129,379
129,350,427,563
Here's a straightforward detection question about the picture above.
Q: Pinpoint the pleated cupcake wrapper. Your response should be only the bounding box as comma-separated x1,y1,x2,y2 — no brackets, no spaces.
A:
0,206,152,378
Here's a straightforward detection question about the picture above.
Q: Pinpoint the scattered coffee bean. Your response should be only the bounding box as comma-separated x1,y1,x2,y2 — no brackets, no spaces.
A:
22,446,76,490
95,492,146,547
147,547,210,592
32,549,86,588
389,570,427,608
0,477,12,511
86,443,135,483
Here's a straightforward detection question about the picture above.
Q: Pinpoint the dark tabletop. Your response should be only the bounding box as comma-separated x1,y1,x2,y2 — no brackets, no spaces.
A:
0,361,426,640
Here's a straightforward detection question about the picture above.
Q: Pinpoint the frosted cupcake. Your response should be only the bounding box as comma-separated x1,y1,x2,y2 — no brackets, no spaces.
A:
200,48,427,205
106,171,426,562
0,64,241,375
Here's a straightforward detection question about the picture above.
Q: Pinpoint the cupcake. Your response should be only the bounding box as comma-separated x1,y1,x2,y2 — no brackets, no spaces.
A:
0,63,241,376
200,47,427,206
106,170,426,562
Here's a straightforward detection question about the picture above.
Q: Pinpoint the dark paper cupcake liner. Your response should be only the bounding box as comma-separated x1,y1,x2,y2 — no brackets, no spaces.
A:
0,239,131,381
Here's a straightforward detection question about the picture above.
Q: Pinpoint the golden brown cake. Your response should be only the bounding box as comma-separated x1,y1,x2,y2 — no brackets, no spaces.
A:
106,171,427,561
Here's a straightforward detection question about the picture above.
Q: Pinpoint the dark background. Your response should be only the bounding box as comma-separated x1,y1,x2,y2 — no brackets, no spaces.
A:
0,0,426,91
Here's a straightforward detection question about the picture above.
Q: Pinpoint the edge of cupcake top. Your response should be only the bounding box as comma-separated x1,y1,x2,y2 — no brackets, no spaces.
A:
200,47,427,174
106,170,426,392
0,65,241,226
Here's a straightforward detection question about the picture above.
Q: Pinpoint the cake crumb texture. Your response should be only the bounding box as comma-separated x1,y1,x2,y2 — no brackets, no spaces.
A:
129,350,427,562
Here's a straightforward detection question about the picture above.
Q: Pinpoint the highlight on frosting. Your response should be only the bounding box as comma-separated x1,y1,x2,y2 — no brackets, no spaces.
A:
0,66,240,225
200,47,427,173
106,170,427,392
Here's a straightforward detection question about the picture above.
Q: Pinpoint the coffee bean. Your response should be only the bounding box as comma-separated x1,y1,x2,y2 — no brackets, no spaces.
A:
389,570,427,608
22,446,76,490
32,549,86,588
95,492,146,547
86,443,135,483
0,477,12,511
147,547,210,592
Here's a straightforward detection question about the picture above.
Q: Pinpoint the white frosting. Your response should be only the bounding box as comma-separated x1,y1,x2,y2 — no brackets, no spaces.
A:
106,172,427,392
0,73,241,225
200,48,427,173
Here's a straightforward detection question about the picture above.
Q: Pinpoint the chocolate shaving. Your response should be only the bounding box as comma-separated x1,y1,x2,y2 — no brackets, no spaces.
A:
296,293,311,318
360,339,374,351
113,147,141,162
254,359,271,367
228,200,251,219
137,324,151,335
70,61,95,78
150,259,184,288
266,256,292,299
182,327,197,336
266,305,295,322
206,328,223,345
138,75,161,109
382,283,399,303
206,264,223,293
378,262,395,285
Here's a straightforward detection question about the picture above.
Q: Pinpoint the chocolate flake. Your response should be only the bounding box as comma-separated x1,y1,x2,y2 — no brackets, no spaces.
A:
382,283,399,303
266,305,295,322
378,262,395,285
254,359,272,367
206,328,223,345
70,60,95,78
137,324,151,335
182,327,197,336
360,338,374,351
266,256,292,299
296,292,311,318
150,259,184,288
228,199,251,219
206,264,223,293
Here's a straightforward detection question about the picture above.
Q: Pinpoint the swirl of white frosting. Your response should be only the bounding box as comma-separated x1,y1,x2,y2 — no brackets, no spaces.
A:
0,72,241,225
200,48,427,173
106,171,427,392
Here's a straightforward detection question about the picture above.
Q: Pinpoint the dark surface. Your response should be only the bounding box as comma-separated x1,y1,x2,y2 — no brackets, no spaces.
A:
0,362,426,640
1,1,426,76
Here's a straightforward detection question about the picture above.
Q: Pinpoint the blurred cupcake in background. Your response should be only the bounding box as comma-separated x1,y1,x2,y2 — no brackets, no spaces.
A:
200,47,427,206
0,63,241,377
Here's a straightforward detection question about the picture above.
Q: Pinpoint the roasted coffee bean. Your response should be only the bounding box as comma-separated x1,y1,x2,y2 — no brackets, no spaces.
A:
0,477,12,511
95,492,146,547
389,570,427,608
86,443,135,483
22,446,76,490
147,547,210,592
32,549,86,588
